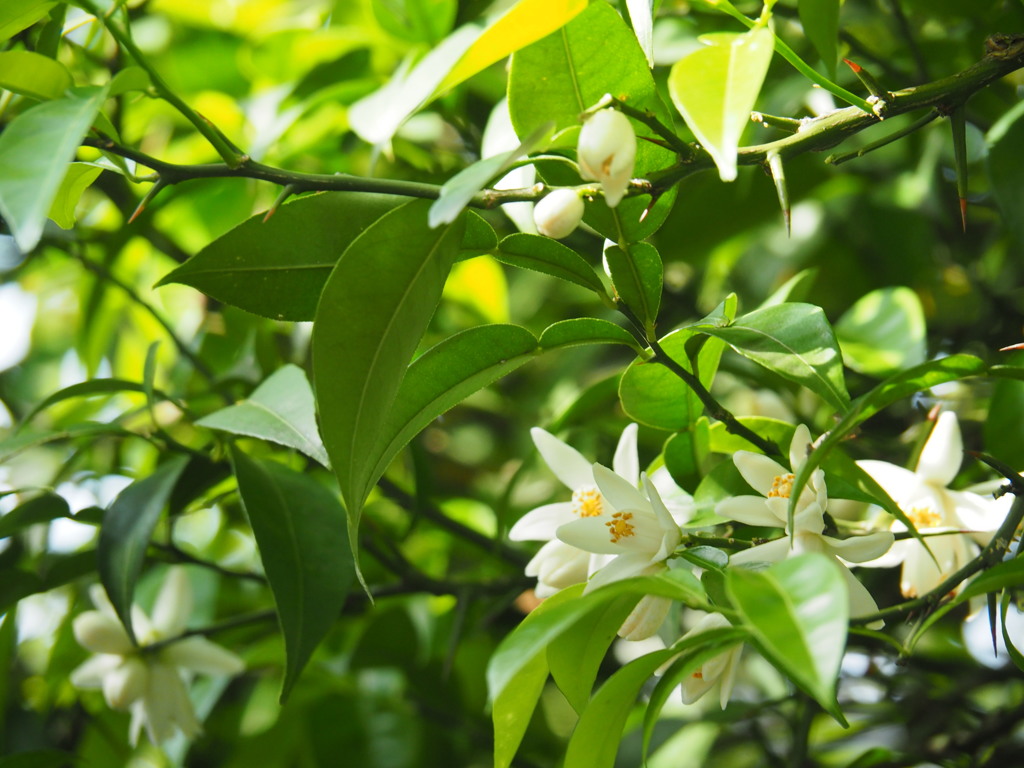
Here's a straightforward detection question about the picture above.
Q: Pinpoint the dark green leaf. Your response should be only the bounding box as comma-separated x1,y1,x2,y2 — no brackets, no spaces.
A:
198,364,328,466
698,302,850,413
19,378,179,429
988,101,1024,245
313,200,464,580
495,233,606,296
231,448,353,703
0,423,135,464
0,551,96,615
798,0,841,78
538,318,641,352
0,750,76,768
604,243,662,333
727,553,848,721
0,494,70,539
98,456,189,644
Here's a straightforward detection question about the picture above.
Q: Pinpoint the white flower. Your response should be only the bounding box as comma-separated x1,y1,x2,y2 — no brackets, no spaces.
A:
678,613,743,709
70,568,245,745
510,424,643,597
577,108,636,208
533,188,585,238
718,425,894,619
858,411,1010,598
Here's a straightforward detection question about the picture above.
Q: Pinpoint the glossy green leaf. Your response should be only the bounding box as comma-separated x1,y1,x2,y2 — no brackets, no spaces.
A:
107,66,151,97
0,1,56,43
563,648,678,768
48,164,103,229
698,302,850,413
538,318,641,352
836,287,926,377
98,456,189,644
231,447,353,703
604,242,662,333
798,0,840,79
987,100,1024,245
493,649,548,768
0,50,72,100
313,200,463,578
0,85,110,252
0,494,70,539
508,1,677,242
668,27,774,182
495,233,606,295
198,364,328,467
547,594,638,713
728,553,848,721
368,324,540,487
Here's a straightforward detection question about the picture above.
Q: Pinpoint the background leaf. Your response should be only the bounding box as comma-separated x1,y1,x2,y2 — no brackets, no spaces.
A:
0,50,72,100
231,447,354,702
836,287,926,377
495,233,607,296
798,0,841,79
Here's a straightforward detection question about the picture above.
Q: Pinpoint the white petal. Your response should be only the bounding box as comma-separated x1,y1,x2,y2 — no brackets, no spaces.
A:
525,540,589,592
162,636,245,676
141,662,201,743
593,463,647,513
600,166,633,208
558,509,664,555
839,562,881,619
716,495,783,528
858,461,927,507
508,502,576,541
857,538,912,569
531,428,594,491
152,567,193,637
727,537,792,567
73,611,134,655
822,531,895,563
916,411,962,486
733,452,788,497
788,424,813,472
717,646,742,710
612,423,640,487
618,595,672,640
557,517,626,555
88,583,118,619
648,466,694,525
103,656,149,710
585,552,653,592
70,654,122,689
951,490,1009,543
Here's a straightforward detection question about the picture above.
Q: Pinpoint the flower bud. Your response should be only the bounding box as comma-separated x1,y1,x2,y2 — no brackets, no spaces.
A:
533,188,585,239
617,594,671,641
577,109,636,208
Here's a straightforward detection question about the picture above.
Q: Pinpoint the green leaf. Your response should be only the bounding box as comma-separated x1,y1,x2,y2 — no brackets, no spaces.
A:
313,200,464,579
547,594,638,713
0,84,110,252
0,552,97,615
987,99,1024,246
604,242,662,333
663,417,711,492
563,648,679,768
98,456,190,644
0,423,134,464
368,324,540,487
495,233,606,296
493,649,548,768
508,1,678,242
198,364,328,467
0,494,70,539
372,0,456,44
0,50,72,100
108,66,152,96
798,0,840,79
0,750,76,768
538,318,641,352
726,553,848,721
698,302,850,414
0,1,56,43
986,353,1024,466
668,27,774,182
48,163,103,229
836,287,926,377
230,448,353,703
19,378,176,428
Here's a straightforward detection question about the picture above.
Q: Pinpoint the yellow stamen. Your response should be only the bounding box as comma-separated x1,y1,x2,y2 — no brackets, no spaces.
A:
768,473,795,499
572,487,604,518
606,511,635,543
692,669,704,680
908,505,943,528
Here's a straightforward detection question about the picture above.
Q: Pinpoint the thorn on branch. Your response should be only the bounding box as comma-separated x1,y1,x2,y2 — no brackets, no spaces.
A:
129,179,168,223
264,184,299,222
844,58,891,117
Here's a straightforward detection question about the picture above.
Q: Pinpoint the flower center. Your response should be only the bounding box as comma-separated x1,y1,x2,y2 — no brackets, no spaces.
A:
692,669,704,680
606,511,635,543
768,473,795,499
908,505,943,528
572,486,604,518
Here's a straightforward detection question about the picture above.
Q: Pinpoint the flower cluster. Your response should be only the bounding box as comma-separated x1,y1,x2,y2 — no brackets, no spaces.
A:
71,568,244,745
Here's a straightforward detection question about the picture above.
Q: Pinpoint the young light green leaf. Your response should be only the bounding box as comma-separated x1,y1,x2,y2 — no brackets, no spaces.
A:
230,448,353,703
0,1,56,44
495,233,606,296
508,1,677,242
368,324,540,487
0,50,72,100
198,365,328,467
98,456,189,644
697,302,850,413
603,242,663,333
727,552,848,722
48,164,103,229
836,287,926,377
798,0,841,79
538,318,641,352
668,27,774,181
313,200,464,579
0,84,110,252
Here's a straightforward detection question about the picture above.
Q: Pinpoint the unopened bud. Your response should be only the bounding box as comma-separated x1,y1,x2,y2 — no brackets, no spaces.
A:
533,189,585,239
577,109,636,208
